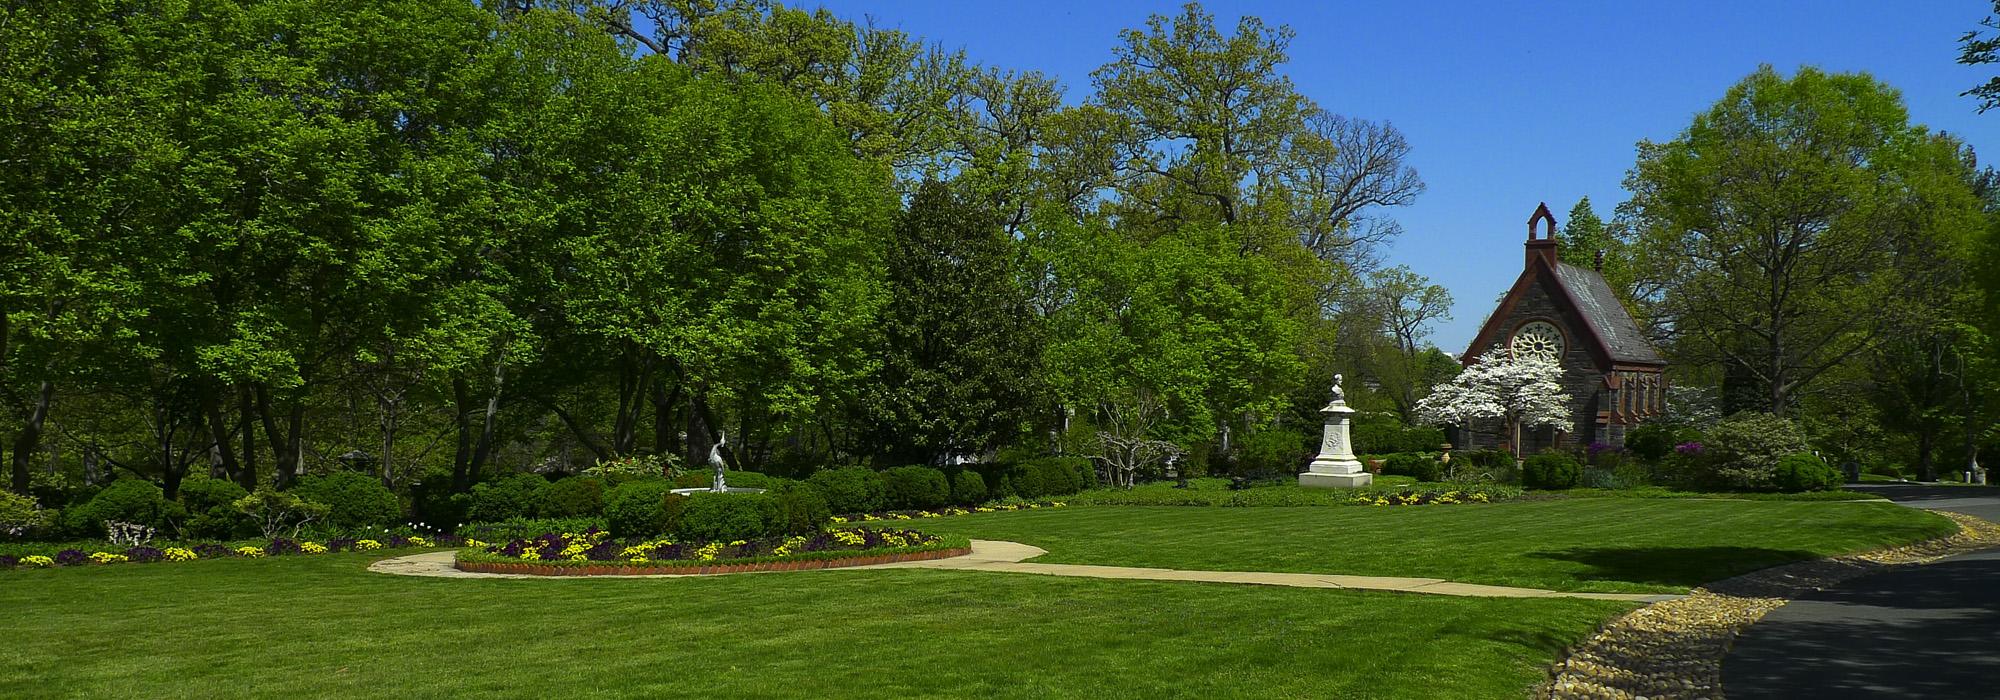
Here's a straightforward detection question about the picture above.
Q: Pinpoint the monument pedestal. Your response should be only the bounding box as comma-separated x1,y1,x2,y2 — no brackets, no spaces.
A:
1299,396,1371,489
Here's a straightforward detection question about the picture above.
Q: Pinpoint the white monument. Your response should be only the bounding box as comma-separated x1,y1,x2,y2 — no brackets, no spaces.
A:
1299,374,1372,488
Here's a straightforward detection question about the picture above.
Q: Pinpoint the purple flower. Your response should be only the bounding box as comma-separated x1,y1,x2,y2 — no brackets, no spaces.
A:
54,549,88,566
585,540,621,561
383,535,411,549
267,539,302,556
0,554,18,568
192,543,230,559
326,538,358,552
1674,441,1705,456
125,546,164,563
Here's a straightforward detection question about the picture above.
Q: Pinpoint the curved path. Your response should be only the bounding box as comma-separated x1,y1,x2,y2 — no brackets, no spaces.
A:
371,539,1675,602
1723,485,2000,699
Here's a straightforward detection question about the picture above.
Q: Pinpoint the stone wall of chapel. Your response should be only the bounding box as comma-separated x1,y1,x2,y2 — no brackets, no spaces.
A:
1458,275,1608,453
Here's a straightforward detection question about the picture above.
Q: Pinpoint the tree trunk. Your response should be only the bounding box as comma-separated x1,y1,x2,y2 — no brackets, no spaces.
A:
451,374,474,492
1917,431,1936,482
690,390,739,470
651,376,681,458
469,359,506,482
254,384,303,489
9,381,53,494
201,383,242,487
237,384,257,488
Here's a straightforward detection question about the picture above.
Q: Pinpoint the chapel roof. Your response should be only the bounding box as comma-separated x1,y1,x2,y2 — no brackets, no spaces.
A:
1550,262,1663,365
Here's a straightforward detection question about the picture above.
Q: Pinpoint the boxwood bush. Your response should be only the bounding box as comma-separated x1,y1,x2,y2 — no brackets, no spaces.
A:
805,466,885,514
1774,453,1843,493
1521,452,1583,490
881,466,950,510
62,480,175,536
291,471,404,529
533,477,605,518
174,477,253,539
466,474,548,523
1012,457,1088,498
770,486,831,536
674,492,780,542
950,470,987,505
673,470,786,491
603,479,678,538
1380,453,1441,482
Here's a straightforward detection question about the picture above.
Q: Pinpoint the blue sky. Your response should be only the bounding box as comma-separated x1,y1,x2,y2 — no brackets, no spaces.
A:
804,0,1999,352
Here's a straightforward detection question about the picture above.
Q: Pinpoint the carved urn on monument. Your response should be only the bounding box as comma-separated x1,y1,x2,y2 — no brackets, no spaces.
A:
1299,374,1372,488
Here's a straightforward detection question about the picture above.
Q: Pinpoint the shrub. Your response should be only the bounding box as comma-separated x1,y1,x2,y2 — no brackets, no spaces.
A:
175,477,253,539
950,470,987,505
1521,452,1582,490
534,477,605,518
771,486,830,536
1014,457,1088,498
233,488,332,539
409,476,470,527
1624,423,1694,463
806,467,886,514
291,472,403,529
603,480,677,538
64,480,175,536
674,492,780,542
1380,453,1442,482
466,474,548,523
0,490,48,538
1235,429,1308,476
1774,453,1843,493
1353,420,1449,455
881,466,950,510
1705,413,1810,491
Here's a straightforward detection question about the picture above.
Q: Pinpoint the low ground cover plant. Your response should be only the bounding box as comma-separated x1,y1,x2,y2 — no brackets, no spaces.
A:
1065,480,1522,507
0,533,456,570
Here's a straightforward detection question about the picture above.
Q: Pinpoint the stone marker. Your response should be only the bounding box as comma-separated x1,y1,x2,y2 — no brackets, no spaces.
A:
1300,374,1372,488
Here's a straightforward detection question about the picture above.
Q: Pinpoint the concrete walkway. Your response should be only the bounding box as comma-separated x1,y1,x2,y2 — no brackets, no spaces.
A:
1723,484,2000,699
370,539,1678,602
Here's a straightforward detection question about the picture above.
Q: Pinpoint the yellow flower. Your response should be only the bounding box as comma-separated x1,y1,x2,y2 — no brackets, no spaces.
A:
519,550,541,561
90,552,128,564
236,546,265,558
829,516,849,524
464,539,488,548
407,536,432,548
163,548,197,562
20,555,54,568
355,539,382,551
300,542,329,554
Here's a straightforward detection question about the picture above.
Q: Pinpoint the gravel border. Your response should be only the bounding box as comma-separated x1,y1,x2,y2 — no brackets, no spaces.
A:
1540,511,2000,699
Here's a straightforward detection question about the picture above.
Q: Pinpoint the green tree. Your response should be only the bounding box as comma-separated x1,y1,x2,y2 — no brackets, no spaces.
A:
1556,197,1611,269
1961,1,2000,113
1626,65,1987,416
863,182,1042,465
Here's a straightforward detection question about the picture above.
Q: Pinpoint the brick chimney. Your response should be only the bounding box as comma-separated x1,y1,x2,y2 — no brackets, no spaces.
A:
1526,202,1557,268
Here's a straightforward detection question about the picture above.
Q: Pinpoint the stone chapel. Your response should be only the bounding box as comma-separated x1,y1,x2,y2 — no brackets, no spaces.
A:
1455,203,1667,453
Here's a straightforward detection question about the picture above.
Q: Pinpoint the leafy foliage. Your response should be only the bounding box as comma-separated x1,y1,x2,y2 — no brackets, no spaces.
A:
290,472,402,529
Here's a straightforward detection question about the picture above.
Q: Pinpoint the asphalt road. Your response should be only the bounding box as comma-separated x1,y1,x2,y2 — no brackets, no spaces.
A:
1721,484,2000,699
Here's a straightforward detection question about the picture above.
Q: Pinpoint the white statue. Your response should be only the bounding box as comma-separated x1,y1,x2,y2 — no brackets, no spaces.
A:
1330,373,1346,404
708,431,729,492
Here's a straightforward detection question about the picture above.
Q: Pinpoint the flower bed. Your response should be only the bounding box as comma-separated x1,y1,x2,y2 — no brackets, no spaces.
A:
0,534,459,571
454,527,968,576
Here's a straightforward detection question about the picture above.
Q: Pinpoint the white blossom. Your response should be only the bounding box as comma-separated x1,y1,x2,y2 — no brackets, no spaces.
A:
1415,348,1571,454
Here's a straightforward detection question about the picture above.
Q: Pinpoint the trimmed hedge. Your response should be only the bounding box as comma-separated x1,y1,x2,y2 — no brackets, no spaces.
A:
1774,453,1843,493
534,477,605,518
881,466,950,511
466,474,548,523
1522,452,1583,490
674,470,786,491
62,480,174,536
770,486,831,536
1380,453,1441,483
950,470,987,505
805,467,886,514
603,480,677,538
1012,457,1088,499
291,472,403,529
674,492,777,542
175,477,253,539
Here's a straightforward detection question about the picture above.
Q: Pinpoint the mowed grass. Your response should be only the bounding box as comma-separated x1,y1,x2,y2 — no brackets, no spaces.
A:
901,498,1957,593
0,552,1629,699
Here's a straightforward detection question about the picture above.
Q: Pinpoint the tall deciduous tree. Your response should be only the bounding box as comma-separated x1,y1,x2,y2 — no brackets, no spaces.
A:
1626,65,1987,416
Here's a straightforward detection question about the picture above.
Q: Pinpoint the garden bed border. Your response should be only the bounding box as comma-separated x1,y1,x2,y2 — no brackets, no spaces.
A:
453,546,971,576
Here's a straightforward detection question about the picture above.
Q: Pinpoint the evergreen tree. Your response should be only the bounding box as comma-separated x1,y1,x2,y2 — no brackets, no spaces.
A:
1557,197,1611,269
864,182,1043,464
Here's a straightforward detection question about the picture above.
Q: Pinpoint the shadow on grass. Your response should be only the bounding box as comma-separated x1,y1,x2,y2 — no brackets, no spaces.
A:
1528,546,1823,588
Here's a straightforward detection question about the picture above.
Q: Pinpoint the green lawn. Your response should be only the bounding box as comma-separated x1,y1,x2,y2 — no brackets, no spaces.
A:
0,551,1628,699
900,498,1957,593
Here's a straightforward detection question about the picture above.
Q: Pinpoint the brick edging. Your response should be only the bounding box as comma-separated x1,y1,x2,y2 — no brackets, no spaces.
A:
452,547,972,576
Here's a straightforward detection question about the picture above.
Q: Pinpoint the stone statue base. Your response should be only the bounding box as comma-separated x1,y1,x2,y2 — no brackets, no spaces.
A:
1299,394,1371,489
1299,471,1372,488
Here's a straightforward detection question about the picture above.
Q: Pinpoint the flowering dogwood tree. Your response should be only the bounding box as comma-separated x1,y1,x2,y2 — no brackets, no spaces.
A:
1415,349,1571,457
